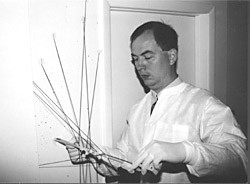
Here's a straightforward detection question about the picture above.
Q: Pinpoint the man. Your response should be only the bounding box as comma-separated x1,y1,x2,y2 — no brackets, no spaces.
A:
67,21,247,183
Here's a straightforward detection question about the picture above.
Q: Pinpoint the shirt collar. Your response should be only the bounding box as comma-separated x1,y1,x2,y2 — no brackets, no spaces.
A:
150,76,182,99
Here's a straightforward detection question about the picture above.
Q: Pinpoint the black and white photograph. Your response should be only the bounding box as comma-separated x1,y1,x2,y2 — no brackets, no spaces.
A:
0,0,249,183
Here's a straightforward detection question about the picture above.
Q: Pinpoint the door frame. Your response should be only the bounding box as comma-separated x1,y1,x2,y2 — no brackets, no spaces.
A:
99,0,215,146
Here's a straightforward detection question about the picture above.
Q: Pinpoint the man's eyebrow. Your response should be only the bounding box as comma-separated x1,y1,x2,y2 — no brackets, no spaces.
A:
131,50,154,57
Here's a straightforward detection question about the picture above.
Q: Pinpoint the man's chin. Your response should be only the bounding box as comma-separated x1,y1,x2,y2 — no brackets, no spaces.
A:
143,81,155,89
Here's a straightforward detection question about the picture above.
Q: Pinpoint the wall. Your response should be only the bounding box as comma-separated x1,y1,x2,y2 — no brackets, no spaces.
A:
199,1,228,103
212,1,228,103
198,0,248,136
227,1,248,136
0,0,106,182
248,1,250,144
0,0,39,182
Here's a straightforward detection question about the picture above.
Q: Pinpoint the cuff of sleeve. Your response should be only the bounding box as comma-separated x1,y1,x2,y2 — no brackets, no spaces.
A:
182,140,197,165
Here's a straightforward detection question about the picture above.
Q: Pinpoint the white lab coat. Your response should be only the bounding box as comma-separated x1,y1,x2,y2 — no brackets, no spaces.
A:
106,78,247,183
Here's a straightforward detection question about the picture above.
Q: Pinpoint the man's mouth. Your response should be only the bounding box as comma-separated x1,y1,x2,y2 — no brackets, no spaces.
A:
140,73,150,80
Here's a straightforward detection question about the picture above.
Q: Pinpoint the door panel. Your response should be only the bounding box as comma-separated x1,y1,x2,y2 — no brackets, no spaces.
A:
111,11,195,145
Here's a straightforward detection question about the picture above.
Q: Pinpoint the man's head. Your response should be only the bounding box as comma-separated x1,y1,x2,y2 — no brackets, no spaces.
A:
130,21,178,93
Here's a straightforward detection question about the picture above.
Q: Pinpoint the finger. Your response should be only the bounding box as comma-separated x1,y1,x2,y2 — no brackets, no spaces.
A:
69,136,77,142
70,150,81,157
121,162,135,174
140,153,154,175
66,143,80,151
130,151,148,170
74,141,80,147
153,159,162,170
71,152,87,164
67,148,84,159
66,144,76,149
67,147,79,155
69,152,80,161
150,166,159,175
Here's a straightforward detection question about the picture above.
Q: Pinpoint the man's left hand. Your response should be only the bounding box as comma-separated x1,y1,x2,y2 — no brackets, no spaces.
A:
125,140,186,175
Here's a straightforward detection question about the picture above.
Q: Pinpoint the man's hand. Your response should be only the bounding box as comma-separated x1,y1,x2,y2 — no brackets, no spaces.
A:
125,140,186,175
64,140,119,176
66,142,89,164
54,138,92,165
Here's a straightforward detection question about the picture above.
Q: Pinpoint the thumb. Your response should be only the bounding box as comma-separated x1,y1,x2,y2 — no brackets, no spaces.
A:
153,158,162,170
121,162,135,174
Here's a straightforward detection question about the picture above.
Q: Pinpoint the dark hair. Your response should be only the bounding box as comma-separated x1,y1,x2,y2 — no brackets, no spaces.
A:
130,21,178,51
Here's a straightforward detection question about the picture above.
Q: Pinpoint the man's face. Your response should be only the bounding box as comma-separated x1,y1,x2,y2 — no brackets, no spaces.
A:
131,31,172,93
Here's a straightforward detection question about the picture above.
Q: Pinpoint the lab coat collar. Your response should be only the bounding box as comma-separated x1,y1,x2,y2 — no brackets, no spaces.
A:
150,76,183,99
147,77,185,125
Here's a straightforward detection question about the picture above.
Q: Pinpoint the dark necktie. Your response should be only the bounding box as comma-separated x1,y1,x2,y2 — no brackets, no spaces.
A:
150,97,158,115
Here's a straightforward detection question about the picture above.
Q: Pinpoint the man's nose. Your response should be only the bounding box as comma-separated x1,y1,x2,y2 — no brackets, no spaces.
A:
135,57,146,70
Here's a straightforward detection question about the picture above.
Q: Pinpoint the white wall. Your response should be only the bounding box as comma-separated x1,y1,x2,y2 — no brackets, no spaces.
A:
0,0,39,182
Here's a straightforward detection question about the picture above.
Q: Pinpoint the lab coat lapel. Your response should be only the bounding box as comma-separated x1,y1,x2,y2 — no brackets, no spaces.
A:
148,82,186,125
141,83,186,147
141,93,158,148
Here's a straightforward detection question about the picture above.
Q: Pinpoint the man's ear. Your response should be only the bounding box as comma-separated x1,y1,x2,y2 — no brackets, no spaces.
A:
168,49,178,65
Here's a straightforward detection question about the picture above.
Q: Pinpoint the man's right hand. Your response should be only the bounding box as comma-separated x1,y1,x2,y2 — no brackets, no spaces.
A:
66,142,88,164
54,138,93,164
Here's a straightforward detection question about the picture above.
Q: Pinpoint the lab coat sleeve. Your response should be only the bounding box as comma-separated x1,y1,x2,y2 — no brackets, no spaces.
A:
97,126,130,176
184,97,247,180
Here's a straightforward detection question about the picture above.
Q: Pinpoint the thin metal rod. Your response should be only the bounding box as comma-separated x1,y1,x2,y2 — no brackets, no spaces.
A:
40,165,78,169
35,88,131,173
33,87,93,151
78,21,87,178
52,34,79,131
78,16,86,136
78,3,94,182
39,159,71,167
79,1,88,181
80,1,97,181
34,89,131,164
33,86,109,159
89,51,101,123
82,23,91,143
33,83,87,142
33,81,74,133
41,61,77,140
